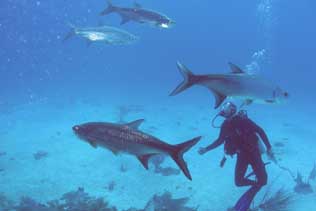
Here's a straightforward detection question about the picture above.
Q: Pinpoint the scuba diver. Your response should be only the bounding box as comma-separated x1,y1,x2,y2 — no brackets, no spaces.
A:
198,102,274,211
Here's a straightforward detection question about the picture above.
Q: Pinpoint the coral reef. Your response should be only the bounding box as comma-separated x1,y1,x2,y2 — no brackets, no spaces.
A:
0,188,197,211
294,172,313,194
11,188,115,211
308,162,316,181
250,188,295,211
0,193,14,211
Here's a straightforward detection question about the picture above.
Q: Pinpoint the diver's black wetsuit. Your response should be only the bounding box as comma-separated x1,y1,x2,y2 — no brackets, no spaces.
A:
205,114,271,188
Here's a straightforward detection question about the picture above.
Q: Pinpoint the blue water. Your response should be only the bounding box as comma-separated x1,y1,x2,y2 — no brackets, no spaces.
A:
1,0,316,210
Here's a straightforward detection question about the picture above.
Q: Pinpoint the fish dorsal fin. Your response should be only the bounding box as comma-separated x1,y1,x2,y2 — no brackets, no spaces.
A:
134,2,142,8
228,62,245,74
126,119,145,129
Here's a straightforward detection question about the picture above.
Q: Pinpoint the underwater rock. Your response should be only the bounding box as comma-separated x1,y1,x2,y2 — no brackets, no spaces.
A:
155,167,180,176
143,192,197,211
294,172,313,194
33,151,48,160
150,155,180,176
150,154,165,169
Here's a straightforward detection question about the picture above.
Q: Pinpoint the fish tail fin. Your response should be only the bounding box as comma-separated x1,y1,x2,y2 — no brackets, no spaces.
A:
170,136,201,180
100,0,116,16
63,22,76,42
169,62,199,96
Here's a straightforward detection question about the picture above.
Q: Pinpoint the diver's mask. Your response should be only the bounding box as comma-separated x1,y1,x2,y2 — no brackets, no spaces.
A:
211,102,237,128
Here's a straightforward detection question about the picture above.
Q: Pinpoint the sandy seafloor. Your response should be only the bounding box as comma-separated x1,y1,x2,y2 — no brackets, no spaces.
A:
0,99,316,211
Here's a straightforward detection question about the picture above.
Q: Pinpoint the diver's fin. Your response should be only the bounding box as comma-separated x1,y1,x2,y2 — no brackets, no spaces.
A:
169,62,200,96
63,23,76,42
169,136,201,180
134,2,142,8
100,0,116,16
120,15,131,25
126,119,145,129
137,154,155,169
234,186,261,211
228,62,245,74
210,89,227,109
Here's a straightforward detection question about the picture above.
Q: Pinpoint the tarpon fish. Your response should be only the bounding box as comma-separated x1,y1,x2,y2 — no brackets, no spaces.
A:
63,24,139,46
100,1,175,29
170,62,289,109
72,119,201,180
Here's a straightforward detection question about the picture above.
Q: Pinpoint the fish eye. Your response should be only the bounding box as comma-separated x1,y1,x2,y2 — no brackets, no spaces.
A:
73,126,80,131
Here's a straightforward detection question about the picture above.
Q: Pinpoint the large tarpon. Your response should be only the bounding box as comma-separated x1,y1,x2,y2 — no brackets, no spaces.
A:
100,1,175,29
170,62,289,109
72,119,201,180
63,24,139,45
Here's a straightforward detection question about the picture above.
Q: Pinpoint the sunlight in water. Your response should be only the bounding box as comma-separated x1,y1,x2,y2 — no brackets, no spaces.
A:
246,0,277,73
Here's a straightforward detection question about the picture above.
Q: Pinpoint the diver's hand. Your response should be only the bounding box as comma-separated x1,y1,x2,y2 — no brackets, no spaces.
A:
198,147,207,155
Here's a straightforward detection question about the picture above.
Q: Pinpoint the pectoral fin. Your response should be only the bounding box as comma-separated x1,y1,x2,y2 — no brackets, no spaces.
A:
209,89,227,109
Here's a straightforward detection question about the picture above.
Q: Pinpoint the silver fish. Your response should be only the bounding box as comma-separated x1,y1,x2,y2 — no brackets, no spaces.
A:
64,23,139,46
170,62,289,109
72,119,201,180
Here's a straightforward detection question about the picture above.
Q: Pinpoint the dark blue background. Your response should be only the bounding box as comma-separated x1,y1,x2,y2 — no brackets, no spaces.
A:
1,0,315,107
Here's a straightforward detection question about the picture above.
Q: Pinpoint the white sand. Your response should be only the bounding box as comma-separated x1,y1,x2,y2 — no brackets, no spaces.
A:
0,101,315,210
